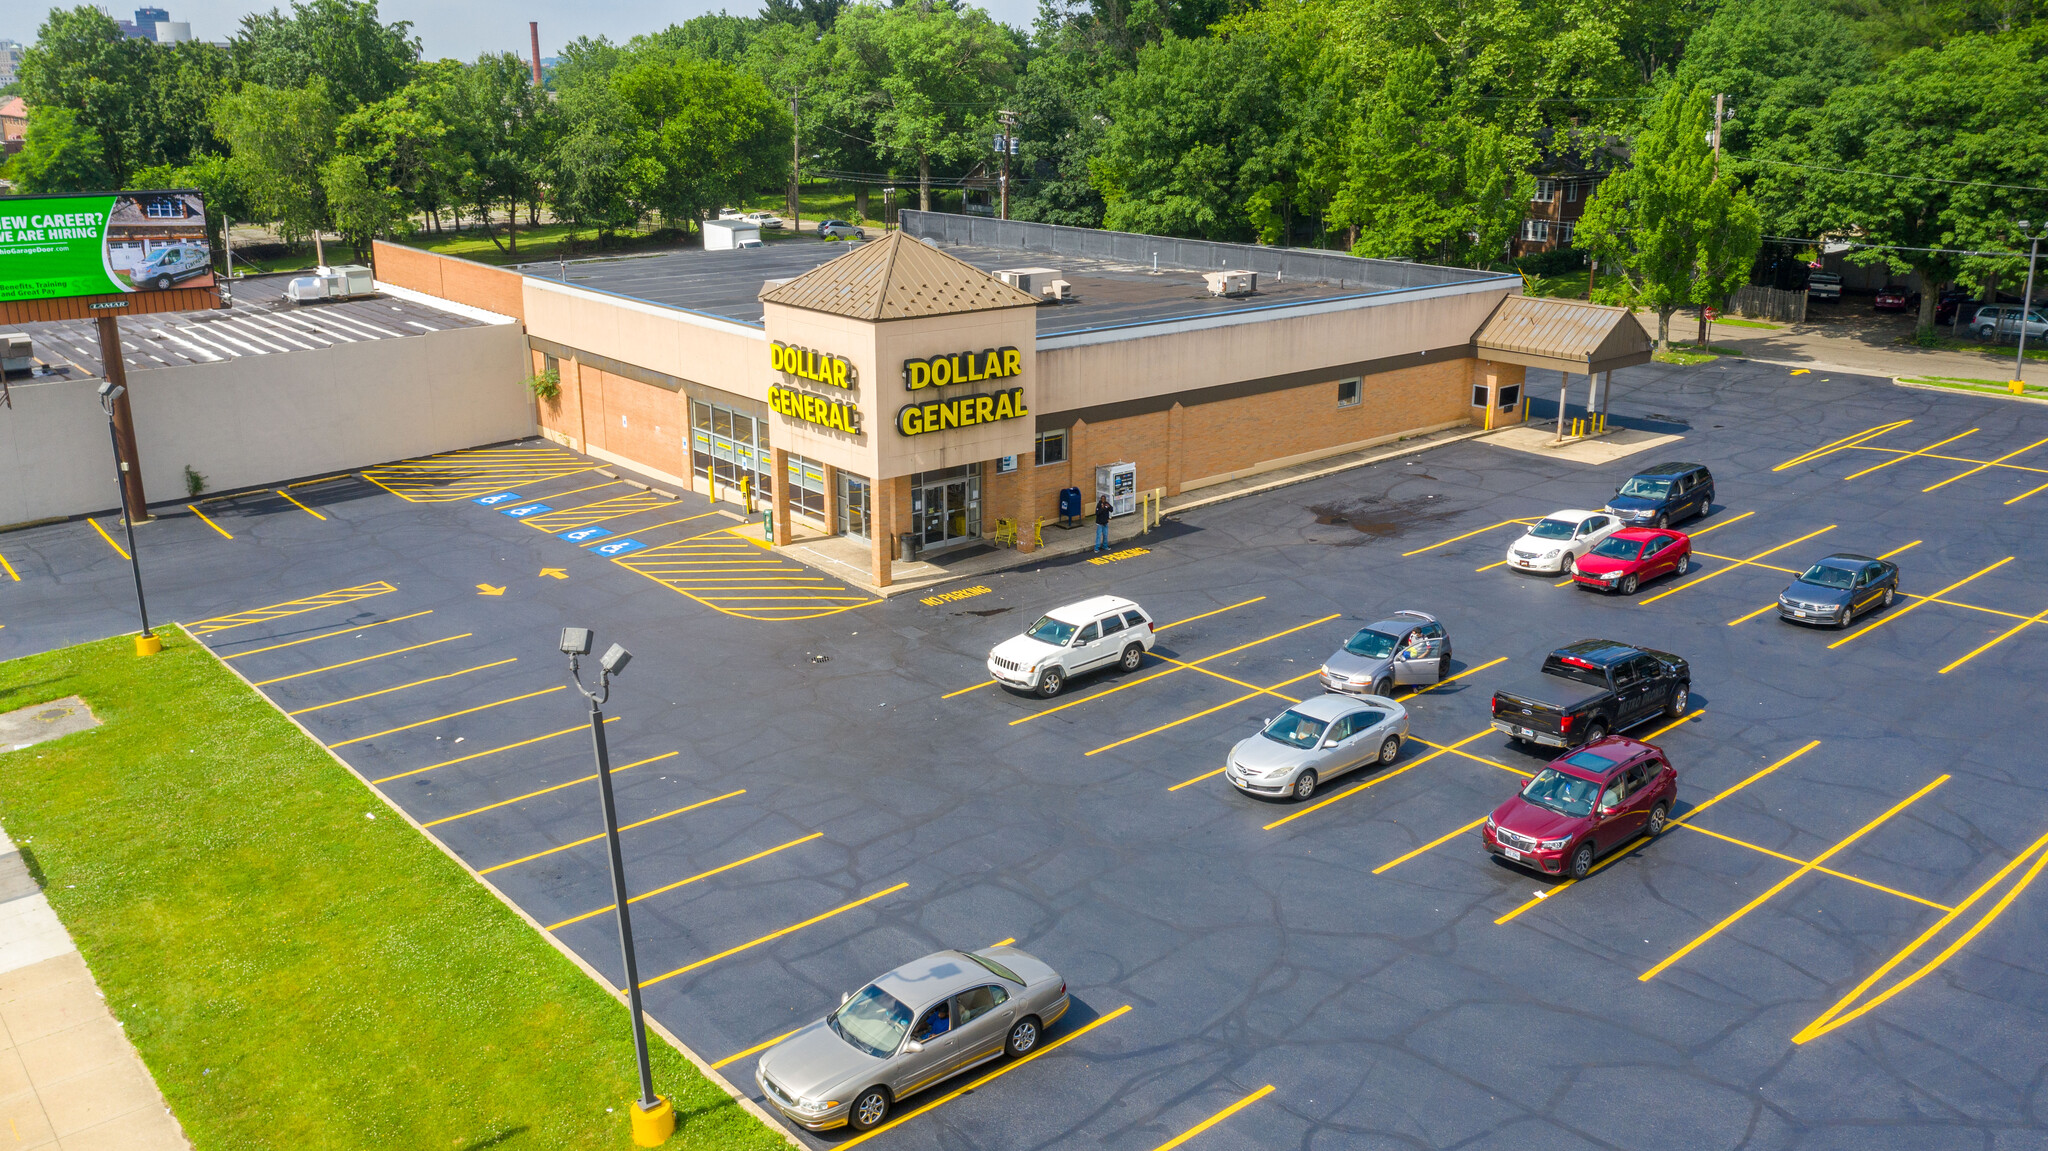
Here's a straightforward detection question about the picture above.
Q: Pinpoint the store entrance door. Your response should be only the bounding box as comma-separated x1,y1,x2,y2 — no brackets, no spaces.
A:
837,472,871,541
911,466,981,550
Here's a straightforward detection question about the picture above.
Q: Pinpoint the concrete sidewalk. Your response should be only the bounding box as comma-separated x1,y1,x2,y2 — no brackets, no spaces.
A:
1676,310,2039,382
0,825,189,1151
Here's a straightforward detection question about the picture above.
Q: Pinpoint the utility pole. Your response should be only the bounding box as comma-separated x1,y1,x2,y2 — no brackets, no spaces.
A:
789,90,801,235
996,109,1018,221
1711,93,1725,180
2017,222,2040,388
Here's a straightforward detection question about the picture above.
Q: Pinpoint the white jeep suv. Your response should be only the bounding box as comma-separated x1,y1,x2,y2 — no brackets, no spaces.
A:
987,595,1154,697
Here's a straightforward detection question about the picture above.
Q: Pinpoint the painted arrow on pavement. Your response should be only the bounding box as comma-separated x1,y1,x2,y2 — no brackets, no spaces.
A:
539,568,568,579
476,584,506,596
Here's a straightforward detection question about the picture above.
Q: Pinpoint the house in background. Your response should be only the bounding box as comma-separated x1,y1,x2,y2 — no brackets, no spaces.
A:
0,97,26,159
105,192,210,282
1512,132,1626,260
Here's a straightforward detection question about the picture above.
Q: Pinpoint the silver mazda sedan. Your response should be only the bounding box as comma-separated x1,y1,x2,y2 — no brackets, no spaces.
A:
1225,692,1410,800
755,946,1069,1133
1319,610,1450,696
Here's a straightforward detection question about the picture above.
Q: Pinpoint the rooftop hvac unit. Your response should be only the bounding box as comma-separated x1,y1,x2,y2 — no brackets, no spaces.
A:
286,264,376,304
995,267,1061,296
1203,270,1257,298
1043,279,1073,301
0,333,31,375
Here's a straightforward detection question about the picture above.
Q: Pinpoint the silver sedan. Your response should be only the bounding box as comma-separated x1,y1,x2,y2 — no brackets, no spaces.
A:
1225,692,1410,801
755,946,1069,1133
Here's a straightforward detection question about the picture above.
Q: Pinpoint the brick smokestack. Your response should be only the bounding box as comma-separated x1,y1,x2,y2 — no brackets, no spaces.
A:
529,22,542,87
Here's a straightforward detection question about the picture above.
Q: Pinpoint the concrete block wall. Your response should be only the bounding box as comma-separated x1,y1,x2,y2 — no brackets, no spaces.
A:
372,241,527,322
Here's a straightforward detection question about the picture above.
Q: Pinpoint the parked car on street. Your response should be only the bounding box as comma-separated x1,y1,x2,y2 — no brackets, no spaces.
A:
1490,639,1690,749
1873,285,1920,312
987,595,1153,697
1319,610,1450,696
818,219,867,240
1776,552,1899,628
1935,289,1970,326
1504,510,1623,575
1973,305,2048,341
755,946,1069,1132
1225,692,1409,801
1481,736,1678,880
1570,529,1692,595
1602,462,1714,528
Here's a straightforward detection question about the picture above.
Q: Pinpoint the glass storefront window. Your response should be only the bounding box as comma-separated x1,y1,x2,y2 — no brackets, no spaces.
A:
910,463,982,549
838,472,871,540
691,400,771,500
786,453,826,519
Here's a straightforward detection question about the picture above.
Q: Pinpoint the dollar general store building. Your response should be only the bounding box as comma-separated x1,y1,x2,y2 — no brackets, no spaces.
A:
376,212,1649,588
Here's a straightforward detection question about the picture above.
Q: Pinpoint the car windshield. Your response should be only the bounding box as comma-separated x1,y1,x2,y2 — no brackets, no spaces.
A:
1261,710,1327,750
829,985,912,1059
1618,477,1671,498
1343,629,1399,659
1025,615,1077,645
1799,564,1856,590
1528,519,1577,541
1520,768,1601,817
1590,537,1643,561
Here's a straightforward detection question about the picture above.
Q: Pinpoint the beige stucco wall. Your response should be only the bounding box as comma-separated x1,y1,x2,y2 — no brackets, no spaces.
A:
522,277,765,394
0,322,531,525
1034,283,1514,416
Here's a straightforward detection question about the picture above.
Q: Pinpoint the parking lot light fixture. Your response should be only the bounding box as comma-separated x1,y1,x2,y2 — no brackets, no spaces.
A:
2015,222,2039,387
97,381,157,655
561,630,673,1145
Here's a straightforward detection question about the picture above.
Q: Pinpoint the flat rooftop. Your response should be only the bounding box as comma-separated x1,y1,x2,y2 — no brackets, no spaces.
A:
7,274,488,378
507,221,1512,338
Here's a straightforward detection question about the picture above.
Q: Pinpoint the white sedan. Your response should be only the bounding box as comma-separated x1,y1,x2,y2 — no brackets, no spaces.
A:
1503,509,1622,575
743,211,786,229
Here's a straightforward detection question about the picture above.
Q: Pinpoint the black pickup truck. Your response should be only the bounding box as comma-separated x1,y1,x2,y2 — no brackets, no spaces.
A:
1491,639,1690,749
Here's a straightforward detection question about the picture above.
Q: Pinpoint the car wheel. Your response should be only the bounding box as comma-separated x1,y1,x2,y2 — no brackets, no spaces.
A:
1568,842,1595,881
1838,604,1856,629
1005,1016,1041,1058
1036,667,1065,698
1647,801,1669,837
1378,735,1400,765
1654,513,1668,529
1438,655,1451,679
1118,643,1144,672
1882,586,1895,608
850,1087,891,1131
1978,326,1994,339
1667,685,1689,717
1373,677,1393,698
155,274,173,290
1582,721,1609,745
1564,555,1578,577
1619,573,1639,596
1292,770,1318,801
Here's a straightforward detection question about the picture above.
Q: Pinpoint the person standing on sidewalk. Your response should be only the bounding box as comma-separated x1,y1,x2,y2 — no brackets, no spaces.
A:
1094,494,1112,552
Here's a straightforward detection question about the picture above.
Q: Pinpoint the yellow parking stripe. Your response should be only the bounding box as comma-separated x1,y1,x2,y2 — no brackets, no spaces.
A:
1015,615,1342,728
478,789,747,875
1263,728,1492,830
546,832,823,928
187,581,398,634
637,883,910,987
0,550,17,581
1679,509,1753,538
1637,525,1835,606
1148,1084,1276,1151
251,633,471,685
1937,601,2048,673
419,753,680,827
1774,419,1912,470
1922,435,2048,492
286,657,516,716
187,504,233,538
329,686,563,746
1844,429,1979,480
274,488,327,519
712,1027,805,1071
1639,774,1947,981
1402,518,1536,557
1829,557,2013,648
368,716,605,783
1374,817,1490,874
89,518,129,559
1678,824,1950,911
837,1005,1132,1148
219,610,435,658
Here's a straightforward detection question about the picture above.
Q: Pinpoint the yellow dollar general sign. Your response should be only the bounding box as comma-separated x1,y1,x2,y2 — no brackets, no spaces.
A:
771,342,855,389
902,347,1021,391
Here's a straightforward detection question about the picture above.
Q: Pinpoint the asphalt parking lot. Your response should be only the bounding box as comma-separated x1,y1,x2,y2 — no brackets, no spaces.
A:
5,355,2048,1150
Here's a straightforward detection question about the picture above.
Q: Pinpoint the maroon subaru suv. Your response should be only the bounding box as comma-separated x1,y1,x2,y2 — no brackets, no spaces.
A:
1481,736,1677,880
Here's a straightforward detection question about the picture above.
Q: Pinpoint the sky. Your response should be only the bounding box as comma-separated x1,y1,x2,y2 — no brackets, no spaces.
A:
7,0,1039,58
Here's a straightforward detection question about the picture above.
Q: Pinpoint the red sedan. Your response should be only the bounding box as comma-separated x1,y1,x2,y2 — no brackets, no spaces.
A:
1481,736,1678,880
1570,528,1691,595
1874,286,1919,312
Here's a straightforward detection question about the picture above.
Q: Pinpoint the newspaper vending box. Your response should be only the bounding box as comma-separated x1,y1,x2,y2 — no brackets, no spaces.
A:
1095,462,1137,517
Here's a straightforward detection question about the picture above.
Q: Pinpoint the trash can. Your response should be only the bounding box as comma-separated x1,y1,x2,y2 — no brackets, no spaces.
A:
899,532,918,564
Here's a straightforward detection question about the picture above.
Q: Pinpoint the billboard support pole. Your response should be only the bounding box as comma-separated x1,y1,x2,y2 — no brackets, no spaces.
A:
94,316,150,522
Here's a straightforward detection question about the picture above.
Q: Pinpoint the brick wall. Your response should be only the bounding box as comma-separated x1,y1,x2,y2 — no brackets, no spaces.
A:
372,241,525,321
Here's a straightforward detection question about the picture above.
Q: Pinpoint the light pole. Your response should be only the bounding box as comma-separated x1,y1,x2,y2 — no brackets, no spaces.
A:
559,628,673,1147
2015,221,2040,388
98,381,158,657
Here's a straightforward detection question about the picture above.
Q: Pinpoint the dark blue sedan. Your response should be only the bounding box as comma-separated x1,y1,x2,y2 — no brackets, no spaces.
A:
1603,462,1715,529
1777,553,1899,628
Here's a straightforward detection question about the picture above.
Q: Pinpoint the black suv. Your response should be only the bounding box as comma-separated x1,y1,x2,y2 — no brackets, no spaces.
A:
1603,462,1714,529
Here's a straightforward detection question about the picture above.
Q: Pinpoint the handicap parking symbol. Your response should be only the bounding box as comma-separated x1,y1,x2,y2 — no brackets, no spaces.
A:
559,526,613,543
498,503,553,518
472,492,522,506
590,538,647,557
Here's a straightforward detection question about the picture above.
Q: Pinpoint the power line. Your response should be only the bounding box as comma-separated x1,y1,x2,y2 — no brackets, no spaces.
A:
1745,157,2048,194
1763,234,2031,258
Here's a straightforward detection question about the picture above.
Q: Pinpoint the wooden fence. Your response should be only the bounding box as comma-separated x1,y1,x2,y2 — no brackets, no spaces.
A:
1729,284,1806,324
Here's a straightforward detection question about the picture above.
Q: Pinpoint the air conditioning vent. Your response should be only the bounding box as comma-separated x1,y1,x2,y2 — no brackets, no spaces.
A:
1203,270,1257,297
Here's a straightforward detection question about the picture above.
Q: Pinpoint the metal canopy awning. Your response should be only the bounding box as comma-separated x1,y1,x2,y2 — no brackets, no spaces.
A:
1474,294,1652,375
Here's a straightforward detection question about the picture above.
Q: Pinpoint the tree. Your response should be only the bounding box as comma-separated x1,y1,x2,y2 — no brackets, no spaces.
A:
1577,86,1762,349
321,152,407,257
1089,34,1286,240
3,106,115,192
18,6,229,186
441,53,557,255
211,80,339,252
605,51,790,229
337,64,463,231
231,0,420,112
1750,31,2048,335
833,3,1019,212
130,153,253,260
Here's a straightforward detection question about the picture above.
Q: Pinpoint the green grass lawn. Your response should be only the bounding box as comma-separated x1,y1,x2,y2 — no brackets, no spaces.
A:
1653,342,1745,365
0,633,788,1151
1902,332,2048,361
1898,374,2048,399
399,222,689,267
1715,317,1781,330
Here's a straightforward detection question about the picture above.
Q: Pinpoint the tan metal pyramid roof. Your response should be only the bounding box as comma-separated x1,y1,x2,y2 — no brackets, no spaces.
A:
1475,294,1652,374
758,231,1040,321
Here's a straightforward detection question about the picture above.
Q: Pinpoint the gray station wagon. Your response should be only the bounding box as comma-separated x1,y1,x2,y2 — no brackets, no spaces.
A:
755,946,1069,1133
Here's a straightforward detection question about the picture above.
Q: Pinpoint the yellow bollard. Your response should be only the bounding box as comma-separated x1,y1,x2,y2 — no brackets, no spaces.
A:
135,633,162,657
2013,380,2027,396
1034,518,1044,548
630,1096,675,1146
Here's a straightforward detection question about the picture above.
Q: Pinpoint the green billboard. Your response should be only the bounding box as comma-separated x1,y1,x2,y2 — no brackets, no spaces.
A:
0,190,214,304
